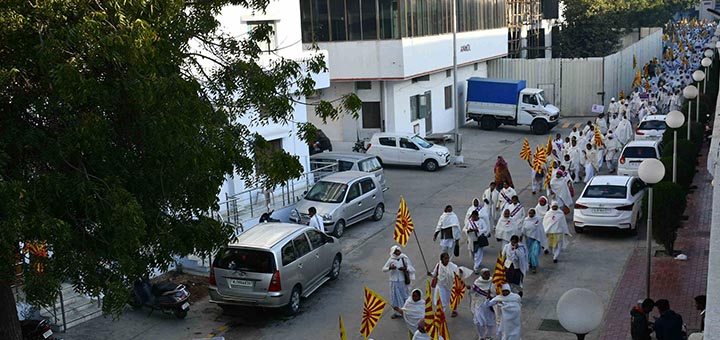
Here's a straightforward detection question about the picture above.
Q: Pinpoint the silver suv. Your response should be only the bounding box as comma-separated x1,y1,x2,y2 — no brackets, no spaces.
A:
310,152,387,189
290,171,385,237
208,223,342,315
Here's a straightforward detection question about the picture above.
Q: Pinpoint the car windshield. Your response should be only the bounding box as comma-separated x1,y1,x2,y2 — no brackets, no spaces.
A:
536,92,547,106
213,248,275,273
305,181,347,203
582,185,627,199
621,146,657,159
411,135,432,148
359,157,382,172
638,120,667,130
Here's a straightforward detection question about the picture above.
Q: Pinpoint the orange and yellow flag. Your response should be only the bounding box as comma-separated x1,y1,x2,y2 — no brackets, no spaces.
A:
594,126,604,147
544,164,553,190
491,251,507,295
449,273,466,310
519,138,532,161
339,315,348,340
424,278,434,330
545,135,553,156
360,287,387,339
394,196,414,247
533,146,547,173
430,296,450,340
633,53,637,69
23,241,48,273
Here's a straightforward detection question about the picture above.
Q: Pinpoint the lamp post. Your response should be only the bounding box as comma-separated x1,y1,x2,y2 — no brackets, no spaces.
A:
556,288,604,340
692,70,705,122
666,110,685,183
705,48,715,61
638,159,665,299
702,57,712,93
683,85,698,139
451,0,463,165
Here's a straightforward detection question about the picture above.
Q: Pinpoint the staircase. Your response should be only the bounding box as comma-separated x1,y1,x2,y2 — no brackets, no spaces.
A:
39,283,103,331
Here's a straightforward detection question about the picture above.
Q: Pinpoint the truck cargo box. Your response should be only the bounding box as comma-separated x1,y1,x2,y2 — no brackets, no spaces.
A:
467,78,526,105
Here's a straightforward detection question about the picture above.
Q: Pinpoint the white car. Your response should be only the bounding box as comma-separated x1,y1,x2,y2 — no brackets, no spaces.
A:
365,133,451,171
573,175,646,234
617,140,663,177
634,115,667,141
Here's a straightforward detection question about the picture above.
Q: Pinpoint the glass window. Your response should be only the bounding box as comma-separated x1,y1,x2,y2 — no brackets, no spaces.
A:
348,0,362,40
411,135,433,148
356,81,372,90
346,183,362,202
281,242,298,266
300,0,313,42
361,0,378,40
359,157,383,172
630,179,646,196
306,230,326,249
214,248,275,273
379,137,397,146
330,0,347,41
410,92,430,121
400,138,418,149
444,85,452,109
312,0,330,41
293,235,312,258
338,160,355,171
582,185,628,199
638,120,667,130
621,147,658,159
379,0,399,39
359,178,376,193
306,181,348,203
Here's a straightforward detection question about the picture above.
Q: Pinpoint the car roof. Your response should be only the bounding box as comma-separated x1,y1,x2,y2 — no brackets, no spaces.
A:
588,175,632,186
229,223,307,249
640,115,667,122
371,132,418,138
624,140,661,147
318,170,372,183
310,152,376,161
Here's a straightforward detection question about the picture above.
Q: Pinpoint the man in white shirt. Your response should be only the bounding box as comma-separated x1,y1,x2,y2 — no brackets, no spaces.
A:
433,206,460,257
307,207,325,233
482,182,498,223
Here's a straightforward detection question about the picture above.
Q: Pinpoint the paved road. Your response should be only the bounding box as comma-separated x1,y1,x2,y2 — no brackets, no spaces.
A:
60,119,640,340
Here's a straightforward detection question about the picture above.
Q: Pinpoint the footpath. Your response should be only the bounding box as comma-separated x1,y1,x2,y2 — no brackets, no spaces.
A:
599,147,711,339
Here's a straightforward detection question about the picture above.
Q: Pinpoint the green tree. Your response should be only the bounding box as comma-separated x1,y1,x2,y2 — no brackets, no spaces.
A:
0,1,359,338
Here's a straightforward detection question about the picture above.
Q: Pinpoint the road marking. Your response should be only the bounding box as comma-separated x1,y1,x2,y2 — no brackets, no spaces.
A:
203,322,236,338
561,122,570,128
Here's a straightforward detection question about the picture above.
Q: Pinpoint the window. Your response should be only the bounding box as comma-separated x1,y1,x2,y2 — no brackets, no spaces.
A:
247,21,277,52
630,180,646,196
361,0,378,40
444,85,452,109
474,63,478,71
400,138,418,150
379,137,397,146
446,69,451,77
214,248,275,273
347,0,362,40
359,178,376,193
379,0,399,39
621,147,658,159
411,75,430,83
362,102,382,129
410,92,431,121
329,0,346,40
582,185,628,199
305,181,348,203
346,183,362,202
338,160,354,171
359,157,382,172
638,121,668,130
306,230,326,249
356,81,372,90
281,242,298,266
292,235,312,258
522,94,533,104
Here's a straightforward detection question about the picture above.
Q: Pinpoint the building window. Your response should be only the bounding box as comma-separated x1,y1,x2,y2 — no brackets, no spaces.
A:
247,21,277,52
329,1,346,41
356,81,372,90
411,75,430,83
410,92,431,121
446,69,451,78
362,102,382,129
474,63,478,71
361,0,378,40
444,85,452,109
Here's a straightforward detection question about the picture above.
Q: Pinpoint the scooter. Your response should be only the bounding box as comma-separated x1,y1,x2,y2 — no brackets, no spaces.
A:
259,210,280,223
20,318,56,340
352,131,368,153
130,279,190,319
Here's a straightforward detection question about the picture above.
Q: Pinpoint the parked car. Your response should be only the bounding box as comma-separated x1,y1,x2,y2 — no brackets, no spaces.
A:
634,115,667,141
365,132,450,171
617,140,663,177
309,129,332,155
309,152,387,189
573,175,646,234
208,223,342,315
290,171,385,237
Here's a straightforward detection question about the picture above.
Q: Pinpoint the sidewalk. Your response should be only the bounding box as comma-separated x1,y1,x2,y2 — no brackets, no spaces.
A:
599,148,711,339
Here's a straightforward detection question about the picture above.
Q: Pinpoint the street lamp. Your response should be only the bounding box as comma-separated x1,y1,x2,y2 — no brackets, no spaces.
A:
666,110,685,183
683,85,698,140
702,57,713,93
638,159,665,300
556,288,604,340
705,49,715,59
692,70,705,122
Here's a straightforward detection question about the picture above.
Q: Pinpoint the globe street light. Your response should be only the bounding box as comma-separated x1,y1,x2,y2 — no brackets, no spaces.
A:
683,85,698,140
705,49,715,59
638,159,665,299
666,110,685,183
703,57,713,93
557,288,604,340
692,70,705,122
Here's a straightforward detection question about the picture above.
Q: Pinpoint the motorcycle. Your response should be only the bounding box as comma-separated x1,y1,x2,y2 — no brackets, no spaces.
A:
130,279,191,319
20,318,56,340
259,210,281,223
352,131,368,153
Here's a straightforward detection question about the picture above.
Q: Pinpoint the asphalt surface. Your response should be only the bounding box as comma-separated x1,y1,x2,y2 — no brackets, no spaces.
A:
59,118,641,340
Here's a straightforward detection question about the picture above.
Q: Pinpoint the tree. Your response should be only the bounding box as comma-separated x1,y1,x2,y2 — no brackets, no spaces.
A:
0,1,359,338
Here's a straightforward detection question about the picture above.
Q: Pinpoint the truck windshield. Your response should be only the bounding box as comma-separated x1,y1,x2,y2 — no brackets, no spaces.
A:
536,92,547,106
411,135,433,148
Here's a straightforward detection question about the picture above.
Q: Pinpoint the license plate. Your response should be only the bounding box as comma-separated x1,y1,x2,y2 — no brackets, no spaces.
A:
592,208,607,213
181,302,190,310
229,279,253,287
42,330,53,339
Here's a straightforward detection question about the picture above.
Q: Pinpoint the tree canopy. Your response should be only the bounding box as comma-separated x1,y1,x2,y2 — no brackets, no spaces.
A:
0,1,359,338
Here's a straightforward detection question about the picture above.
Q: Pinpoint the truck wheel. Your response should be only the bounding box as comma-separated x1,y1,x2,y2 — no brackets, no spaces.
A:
532,120,548,135
481,116,496,130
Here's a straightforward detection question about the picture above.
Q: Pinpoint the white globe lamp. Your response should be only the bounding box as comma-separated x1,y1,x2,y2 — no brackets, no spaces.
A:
705,49,715,58
703,57,713,68
683,85,699,99
638,158,665,300
556,288,604,340
693,70,706,82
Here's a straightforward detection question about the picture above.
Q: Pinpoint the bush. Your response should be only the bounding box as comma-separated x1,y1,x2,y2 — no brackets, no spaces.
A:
660,156,694,190
642,182,686,253
664,122,704,147
681,100,712,125
661,139,699,163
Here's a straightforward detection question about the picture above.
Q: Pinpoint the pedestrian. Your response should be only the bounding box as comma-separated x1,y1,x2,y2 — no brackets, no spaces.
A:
382,245,416,319
549,169,573,211
694,295,706,331
534,196,549,221
653,299,685,340
583,143,598,183
507,195,526,226
530,164,545,195
502,235,529,289
496,181,517,213
464,210,489,274
543,201,572,263
489,283,522,340
631,298,655,340
411,319,443,340
596,114,608,134
429,252,463,317
466,197,482,222
521,209,548,273
469,268,496,340
482,182,498,223
393,288,425,334
605,132,621,173
495,209,521,246
616,115,634,146
307,207,324,232
494,156,514,189
568,139,583,183
433,205,461,258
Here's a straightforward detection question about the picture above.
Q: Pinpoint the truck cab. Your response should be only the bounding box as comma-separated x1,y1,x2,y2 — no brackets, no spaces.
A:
517,88,560,131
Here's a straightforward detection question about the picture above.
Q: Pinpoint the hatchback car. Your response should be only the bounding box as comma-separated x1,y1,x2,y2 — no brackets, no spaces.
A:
208,223,342,315
365,132,450,171
290,171,384,237
573,175,645,234
634,115,667,141
309,152,387,189
617,140,663,177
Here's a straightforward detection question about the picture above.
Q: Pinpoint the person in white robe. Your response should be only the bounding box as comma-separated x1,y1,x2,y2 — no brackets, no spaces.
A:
464,210,489,273
569,127,580,141
596,114,608,134
608,97,619,114
433,205,460,257
496,183,517,214
382,245,416,318
482,182,498,224
430,252,463,317
553,133,564,155
479,200,493,236
543,201,572,263
534,196,549,221
583,143,598,183
495,209,521,246
393,288,425,334
568,140,583,183
616,115,634,146
469,269,496,339
502,235,529,289
522,209,548,273
507,195,526,226
609,113,620,132
604,132,622,173
489,284,522,340
465,197,482,222
549,169,573,209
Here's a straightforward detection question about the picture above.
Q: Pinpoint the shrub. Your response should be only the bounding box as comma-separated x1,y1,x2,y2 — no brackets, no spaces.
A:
660,156,694,190
661,139,699,163
642,182,686,253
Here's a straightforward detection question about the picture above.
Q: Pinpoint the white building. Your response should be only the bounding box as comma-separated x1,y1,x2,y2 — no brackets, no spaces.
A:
298,0,509,142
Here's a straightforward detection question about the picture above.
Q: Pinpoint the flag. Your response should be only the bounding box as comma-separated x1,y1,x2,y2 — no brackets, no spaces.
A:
492,251,507,295
633,70,641,88
424,278,434,330
619,90,625,100
23,241,48,273
545,135,553,156
519,138,532,161
544,164,553,190
430,296,450,340
394,196,414,247
449,273,466,310
633,53,637,69
339,315,348,340
360,287,387,339
533,146,546,173
594,126,604,147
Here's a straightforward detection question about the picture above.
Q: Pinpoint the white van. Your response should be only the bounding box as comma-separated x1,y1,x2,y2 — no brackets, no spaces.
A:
617,140,663,177
365,133,451,171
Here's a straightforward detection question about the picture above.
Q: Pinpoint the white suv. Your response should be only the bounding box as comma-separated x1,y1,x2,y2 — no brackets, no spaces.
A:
634,115,667,141
617,140,663,177
366,133,451,171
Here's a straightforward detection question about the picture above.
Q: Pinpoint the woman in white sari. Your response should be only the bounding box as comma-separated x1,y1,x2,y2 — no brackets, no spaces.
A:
393,288,425,334
382,245,416,318
469,268,496,339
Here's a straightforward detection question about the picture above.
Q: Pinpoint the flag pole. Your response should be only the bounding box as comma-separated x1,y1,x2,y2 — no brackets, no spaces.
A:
412,230,430,274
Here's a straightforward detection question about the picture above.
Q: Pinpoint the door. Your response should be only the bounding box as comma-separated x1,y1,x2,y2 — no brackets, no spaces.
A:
290,234,318,289
377,137,399,164
361,102,383,140
398,137,423,165
423,91,432,134
305,230,331,276
358,178,379,219
344,182,364,224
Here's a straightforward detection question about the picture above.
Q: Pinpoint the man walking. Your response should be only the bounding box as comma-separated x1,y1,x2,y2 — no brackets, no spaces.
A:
631,298,655,340
464,210,489,274
433,205,460,257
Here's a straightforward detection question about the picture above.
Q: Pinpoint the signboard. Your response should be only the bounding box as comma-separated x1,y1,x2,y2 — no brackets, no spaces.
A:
640,93,650,100
591,104,605,114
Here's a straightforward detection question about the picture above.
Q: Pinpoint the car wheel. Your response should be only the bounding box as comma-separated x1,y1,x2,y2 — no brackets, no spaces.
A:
532,120,549,135
174,308,188,319
333,220,346,238
328,255,342,280
372,203,384,221
574,226,584,233
285,286,302,316
481,116,496,130
423,159,439,172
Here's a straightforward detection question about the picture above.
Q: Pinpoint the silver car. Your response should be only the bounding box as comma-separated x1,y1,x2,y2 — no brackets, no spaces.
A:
208,223,342,315
310,152,387,189
290,171,385,237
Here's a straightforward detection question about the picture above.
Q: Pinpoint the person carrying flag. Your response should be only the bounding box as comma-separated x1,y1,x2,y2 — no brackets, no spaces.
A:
382,245,416,319
429,252,463,317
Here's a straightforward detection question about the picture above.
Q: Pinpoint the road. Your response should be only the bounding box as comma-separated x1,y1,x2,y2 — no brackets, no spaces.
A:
60,118,641,340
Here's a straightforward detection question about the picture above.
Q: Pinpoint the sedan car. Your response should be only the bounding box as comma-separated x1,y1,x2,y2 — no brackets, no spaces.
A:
573,175,646,234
